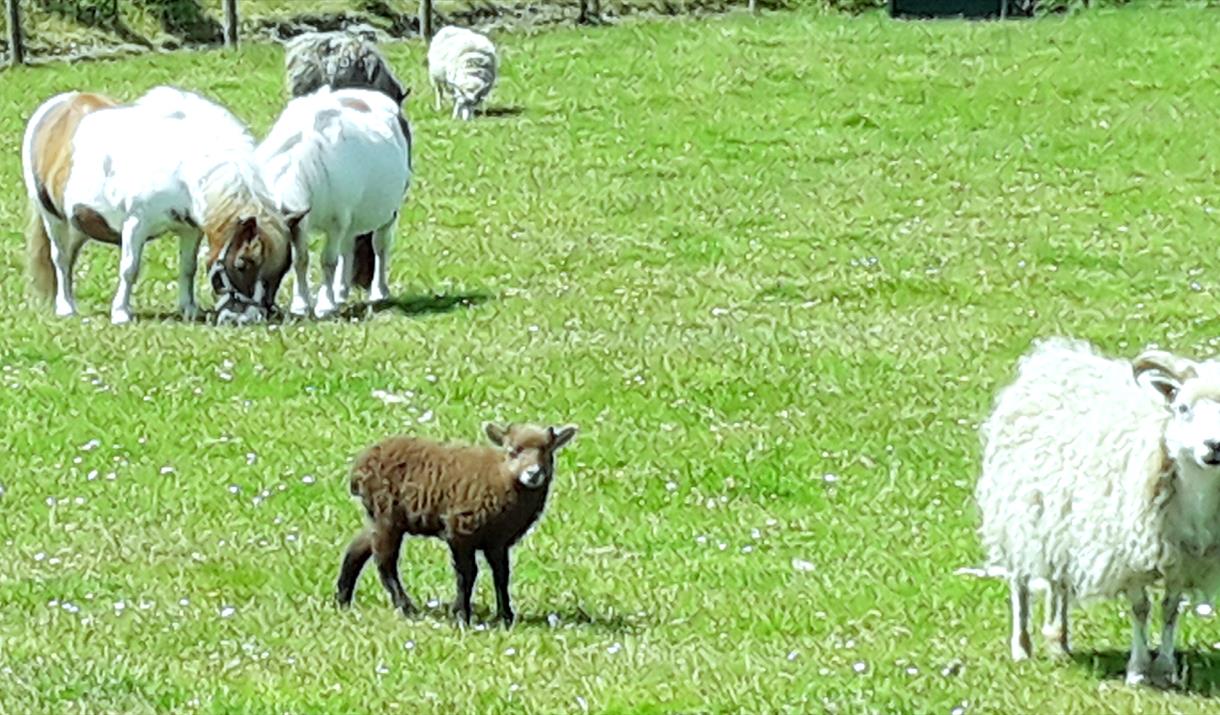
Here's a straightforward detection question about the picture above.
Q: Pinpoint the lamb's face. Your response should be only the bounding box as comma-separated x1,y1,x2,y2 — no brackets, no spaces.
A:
484,422,578,489
1164,379,1220,470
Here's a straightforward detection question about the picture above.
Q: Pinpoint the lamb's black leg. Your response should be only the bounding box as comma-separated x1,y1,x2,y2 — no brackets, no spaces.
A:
450,543,478,625
335,530,373,607
485,544,514,626
373,528,416,616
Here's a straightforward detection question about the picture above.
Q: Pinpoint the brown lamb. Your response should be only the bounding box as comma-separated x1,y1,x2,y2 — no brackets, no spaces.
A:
336,422,578,625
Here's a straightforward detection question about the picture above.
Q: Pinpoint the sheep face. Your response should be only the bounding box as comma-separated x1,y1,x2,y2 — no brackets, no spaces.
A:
1136,351,1220,470
1164,381,1220,469
484,422,578,488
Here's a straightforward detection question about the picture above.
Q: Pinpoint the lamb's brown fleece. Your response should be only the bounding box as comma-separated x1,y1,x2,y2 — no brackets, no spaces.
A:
335,423,575,625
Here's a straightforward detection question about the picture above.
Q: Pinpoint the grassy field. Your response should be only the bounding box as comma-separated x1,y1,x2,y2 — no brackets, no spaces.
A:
3,4,1220,713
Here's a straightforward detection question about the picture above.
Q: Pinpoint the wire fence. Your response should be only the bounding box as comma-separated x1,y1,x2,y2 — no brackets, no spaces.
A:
2,0,757,66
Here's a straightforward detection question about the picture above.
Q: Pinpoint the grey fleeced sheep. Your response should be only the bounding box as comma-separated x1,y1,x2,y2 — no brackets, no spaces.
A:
975,337,1220,687
336,422,577,625
283,28,408,105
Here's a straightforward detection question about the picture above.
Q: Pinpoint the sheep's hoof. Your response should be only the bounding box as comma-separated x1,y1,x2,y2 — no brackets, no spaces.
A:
497,611,515,627
1125,669,1150,688
397,603,418,619
1151,657,1180,689
334,591,354,609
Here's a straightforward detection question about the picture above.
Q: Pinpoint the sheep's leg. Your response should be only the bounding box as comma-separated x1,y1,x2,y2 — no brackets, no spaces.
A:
449,543,478,625
433,80,443,111
372,529,415,616
1126,587,1153,686
335,530,373,607
1042,581,1070,658
1009,575,1032,661
1152,591,1183,687
485,544,514,626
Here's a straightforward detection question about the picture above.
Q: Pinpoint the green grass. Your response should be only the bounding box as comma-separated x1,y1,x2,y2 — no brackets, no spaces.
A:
3,4,1220,713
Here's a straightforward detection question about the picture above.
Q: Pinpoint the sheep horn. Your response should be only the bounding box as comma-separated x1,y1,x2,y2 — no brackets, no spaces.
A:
1132,349,1198,382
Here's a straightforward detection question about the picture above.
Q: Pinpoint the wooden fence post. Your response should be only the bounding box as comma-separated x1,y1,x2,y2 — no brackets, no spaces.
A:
223,0,238,47
419,0,432,40
6,0,24,66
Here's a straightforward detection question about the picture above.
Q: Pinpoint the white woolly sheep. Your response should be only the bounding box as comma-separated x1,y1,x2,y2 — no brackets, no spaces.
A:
427,25,498,121
976,337,1220,687
336,422,577,625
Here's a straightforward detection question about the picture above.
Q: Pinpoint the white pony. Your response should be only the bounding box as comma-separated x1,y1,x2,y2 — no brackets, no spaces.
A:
256,87,412,318
22,86,295,325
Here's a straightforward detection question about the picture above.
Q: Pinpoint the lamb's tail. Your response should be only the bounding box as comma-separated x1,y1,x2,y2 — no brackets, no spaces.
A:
26,201,56,301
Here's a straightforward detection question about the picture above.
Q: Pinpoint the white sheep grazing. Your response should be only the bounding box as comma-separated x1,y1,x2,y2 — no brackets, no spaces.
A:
427,26,498,121
976,337,1220,687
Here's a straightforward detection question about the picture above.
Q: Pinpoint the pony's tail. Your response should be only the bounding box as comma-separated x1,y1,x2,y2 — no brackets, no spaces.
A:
352,232,374,291
26,200,56,301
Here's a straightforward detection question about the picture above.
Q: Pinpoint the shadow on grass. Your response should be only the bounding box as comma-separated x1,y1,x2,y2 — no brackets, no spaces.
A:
1072,649,1220,696
482,106,526,118
365,291,493,318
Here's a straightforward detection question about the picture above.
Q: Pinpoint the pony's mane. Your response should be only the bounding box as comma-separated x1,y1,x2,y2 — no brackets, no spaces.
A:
198,160,286,242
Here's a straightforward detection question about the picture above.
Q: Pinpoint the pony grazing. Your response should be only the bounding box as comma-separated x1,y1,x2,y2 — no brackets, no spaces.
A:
256,87,412,318
21,87,296,325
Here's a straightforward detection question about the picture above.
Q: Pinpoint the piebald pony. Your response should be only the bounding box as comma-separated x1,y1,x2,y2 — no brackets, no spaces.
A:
256,87,412,318
22,86,297,325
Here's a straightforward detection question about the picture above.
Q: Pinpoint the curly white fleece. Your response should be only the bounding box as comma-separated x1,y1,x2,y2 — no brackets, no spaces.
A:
977,337,1220,602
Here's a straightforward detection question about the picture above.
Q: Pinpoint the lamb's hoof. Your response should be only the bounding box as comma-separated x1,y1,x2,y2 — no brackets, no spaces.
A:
289,297,311,317
314,302,337,319
180,304,202,323
498,611,515,628
398,603,418,619
334,591,353,609
1125,669,1151,687
110,307,133,325
55,303,76,318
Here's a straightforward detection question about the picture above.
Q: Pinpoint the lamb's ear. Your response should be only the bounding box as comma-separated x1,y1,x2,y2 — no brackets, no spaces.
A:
549,425,578,451
1133,349,1196,403
484,422,508,446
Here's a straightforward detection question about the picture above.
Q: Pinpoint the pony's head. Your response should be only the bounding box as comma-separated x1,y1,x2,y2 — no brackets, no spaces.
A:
206,212,298,325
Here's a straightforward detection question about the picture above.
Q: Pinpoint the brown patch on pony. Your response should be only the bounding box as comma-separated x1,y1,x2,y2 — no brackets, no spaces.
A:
32,92,119,218
352,233,374,290
338,96,371,112
71,205,120,244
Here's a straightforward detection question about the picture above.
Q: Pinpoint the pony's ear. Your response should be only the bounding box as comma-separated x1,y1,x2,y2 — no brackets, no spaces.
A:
284,209,309,233
235,216,258,246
